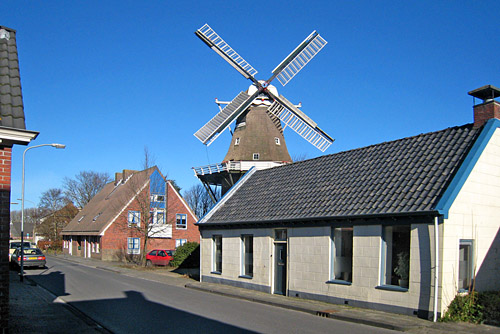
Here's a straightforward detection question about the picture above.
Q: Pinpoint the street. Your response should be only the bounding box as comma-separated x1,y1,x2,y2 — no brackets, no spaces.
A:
22,256,400,334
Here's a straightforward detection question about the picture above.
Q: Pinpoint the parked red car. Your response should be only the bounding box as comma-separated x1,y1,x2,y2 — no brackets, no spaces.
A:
146,249,174,266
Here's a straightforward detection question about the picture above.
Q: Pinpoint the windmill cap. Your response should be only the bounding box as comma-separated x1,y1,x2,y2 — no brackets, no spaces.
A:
247,82,278,97
468,85,500,102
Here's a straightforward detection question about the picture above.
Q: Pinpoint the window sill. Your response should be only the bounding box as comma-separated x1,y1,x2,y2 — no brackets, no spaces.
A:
176,226,187,230
326,280,352,286
210,271,221,275
238,275,253,279
376,285,408,292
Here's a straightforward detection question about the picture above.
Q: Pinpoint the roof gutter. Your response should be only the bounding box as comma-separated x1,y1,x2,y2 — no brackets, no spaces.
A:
197,210,440,228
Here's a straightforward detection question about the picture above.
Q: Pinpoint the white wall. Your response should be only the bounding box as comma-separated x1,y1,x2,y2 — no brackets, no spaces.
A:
442,128,500,310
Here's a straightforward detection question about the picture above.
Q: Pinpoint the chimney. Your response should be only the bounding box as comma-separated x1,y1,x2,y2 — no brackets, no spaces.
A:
468,85,500,129
114,172,123,185
122,169,136,182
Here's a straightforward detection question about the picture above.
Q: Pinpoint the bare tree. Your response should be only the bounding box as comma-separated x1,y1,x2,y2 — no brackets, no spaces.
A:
63,171,111,209
184,184,214,218
38,188,75,242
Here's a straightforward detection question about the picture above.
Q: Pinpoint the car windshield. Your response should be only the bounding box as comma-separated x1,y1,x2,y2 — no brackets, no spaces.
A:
166,250,173,256
20,248,43,256
10,242,30,249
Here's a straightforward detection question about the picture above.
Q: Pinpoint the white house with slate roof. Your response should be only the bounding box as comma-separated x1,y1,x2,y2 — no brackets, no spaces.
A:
196,85,500,320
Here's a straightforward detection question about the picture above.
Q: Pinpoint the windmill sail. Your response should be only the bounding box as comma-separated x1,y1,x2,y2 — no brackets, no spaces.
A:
194,90,260,146
267,94,333,152
196,24,258,82
270,31,327,87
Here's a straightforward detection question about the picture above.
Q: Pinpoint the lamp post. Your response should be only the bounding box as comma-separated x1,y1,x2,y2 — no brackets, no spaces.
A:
20,143,65,282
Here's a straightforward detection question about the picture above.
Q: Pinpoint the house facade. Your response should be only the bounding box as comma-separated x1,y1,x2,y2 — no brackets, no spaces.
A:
0,26,39,331
62,167,198,261
197,85,500,319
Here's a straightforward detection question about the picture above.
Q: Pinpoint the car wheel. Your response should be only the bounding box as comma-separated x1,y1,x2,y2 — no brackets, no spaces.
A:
146,260,153,267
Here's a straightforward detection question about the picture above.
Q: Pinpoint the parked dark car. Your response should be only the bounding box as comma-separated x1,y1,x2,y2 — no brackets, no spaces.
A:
11,248,46,269
146,249,174,266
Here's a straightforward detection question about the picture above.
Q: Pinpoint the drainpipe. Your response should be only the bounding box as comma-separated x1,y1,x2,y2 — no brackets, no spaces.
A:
433,216,440,322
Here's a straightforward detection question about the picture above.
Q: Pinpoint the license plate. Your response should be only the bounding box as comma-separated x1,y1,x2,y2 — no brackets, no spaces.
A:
27,257,37,260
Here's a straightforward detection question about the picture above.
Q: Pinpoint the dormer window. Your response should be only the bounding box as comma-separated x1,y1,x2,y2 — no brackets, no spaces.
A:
275,137,280,145
253,153,260,160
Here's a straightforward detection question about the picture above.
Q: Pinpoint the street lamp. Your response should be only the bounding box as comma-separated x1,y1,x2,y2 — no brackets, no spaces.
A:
20,143,65,282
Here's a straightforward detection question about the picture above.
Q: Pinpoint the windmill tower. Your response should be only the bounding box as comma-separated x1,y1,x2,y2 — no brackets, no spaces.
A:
192,24,333,201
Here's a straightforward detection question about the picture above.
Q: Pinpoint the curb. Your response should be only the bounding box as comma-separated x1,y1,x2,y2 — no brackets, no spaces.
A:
185,282,416,332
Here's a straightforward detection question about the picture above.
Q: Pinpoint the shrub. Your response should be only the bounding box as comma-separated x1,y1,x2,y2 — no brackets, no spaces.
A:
477,291,500,325
441,292,484,323
170,242,199,268
441,290,500,325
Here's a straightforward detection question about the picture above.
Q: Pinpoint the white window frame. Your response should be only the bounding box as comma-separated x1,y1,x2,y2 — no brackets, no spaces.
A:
379,225,410,289
235,138,240,145
127,237,140,255
253,153,260,160
213,235,222,274
128,211,141,227
275,137,280,145
330,227,353,283
458,239,474,292
241,235,253,278
176,213,187,229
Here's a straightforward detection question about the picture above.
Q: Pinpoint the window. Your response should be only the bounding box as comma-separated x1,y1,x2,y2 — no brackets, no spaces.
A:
175,239,187,248
150,194,165,203
127,237,140,254
253,153,260,160
235,138,240,145
274,229,287,241
213,235,222,273
128,211,141,227
380,225,410,288
458,239,474,292
275,137,280,145
78,215,85,222
241,235,253,277
330,227,353,283
176,214,187,229
157,211,165,224
93,212,102,222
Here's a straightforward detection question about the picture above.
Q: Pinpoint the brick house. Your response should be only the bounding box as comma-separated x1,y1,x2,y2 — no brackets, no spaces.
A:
62,166,198,261
197,85,500,320
0,26,39,331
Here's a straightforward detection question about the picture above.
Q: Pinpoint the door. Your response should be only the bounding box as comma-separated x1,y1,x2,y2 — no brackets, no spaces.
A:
274,243,287,295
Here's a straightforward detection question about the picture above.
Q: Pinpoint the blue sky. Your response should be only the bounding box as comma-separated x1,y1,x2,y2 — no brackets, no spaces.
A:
3,1,499,208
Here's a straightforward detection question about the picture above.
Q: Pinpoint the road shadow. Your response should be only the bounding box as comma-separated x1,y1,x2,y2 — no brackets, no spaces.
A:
26,268,256,333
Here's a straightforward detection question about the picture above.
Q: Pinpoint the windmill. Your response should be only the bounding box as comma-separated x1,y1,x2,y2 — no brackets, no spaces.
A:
192,24,333,200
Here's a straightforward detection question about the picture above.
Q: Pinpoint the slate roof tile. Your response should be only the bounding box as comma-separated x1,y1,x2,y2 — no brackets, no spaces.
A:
0,26,26,129
202,124,480,224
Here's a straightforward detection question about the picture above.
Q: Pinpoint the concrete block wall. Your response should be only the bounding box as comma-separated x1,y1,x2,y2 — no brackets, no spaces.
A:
442,128,500,310
200,222,438,316
0,146,12,331
288,224,436,316
200,228,272,290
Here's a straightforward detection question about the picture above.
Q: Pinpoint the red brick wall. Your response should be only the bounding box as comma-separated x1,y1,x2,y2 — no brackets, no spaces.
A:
0,147,12,331
474,101,500,128
166,182,199,245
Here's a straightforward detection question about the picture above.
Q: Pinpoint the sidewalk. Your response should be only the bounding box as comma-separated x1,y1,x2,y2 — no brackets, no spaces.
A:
9,254,500,334
8,270,105,333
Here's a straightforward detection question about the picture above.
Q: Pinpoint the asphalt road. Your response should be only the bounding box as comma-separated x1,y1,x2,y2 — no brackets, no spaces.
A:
24,257,400,334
